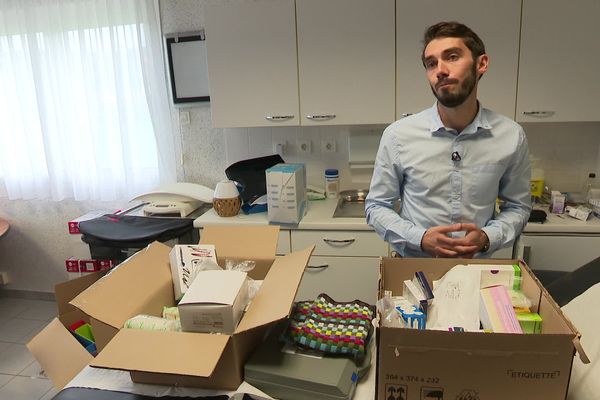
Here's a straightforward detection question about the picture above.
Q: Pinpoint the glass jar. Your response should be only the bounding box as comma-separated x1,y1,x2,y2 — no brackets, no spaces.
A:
325,169,339,199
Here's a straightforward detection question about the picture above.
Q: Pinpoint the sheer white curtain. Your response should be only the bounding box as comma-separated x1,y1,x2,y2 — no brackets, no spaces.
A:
0,0,176,201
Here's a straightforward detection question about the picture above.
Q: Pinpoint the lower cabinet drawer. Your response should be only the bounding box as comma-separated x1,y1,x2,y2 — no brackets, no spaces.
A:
295,256,380,305
291,230,388,257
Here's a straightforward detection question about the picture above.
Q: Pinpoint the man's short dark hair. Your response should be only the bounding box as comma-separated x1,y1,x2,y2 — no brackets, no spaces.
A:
421,21,486,64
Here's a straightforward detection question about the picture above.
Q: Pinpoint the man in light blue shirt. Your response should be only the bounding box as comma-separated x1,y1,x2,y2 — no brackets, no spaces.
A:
366,21,531,258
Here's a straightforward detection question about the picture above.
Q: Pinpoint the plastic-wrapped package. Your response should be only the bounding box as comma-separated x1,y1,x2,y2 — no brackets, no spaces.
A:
124,314,181,332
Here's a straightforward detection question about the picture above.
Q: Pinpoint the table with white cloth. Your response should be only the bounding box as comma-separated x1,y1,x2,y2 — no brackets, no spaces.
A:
53,339,377,400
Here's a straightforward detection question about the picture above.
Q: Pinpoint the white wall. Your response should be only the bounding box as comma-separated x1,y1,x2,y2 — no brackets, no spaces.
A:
0,0,599,294
224,125,386,191
523,122,600,192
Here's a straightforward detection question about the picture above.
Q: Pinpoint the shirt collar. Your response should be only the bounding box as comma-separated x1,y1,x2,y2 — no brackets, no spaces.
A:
429,101,492,136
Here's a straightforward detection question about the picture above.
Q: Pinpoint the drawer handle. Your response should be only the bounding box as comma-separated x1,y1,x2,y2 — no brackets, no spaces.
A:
521,111,555,118
306,114,336,121
265,115,294,121
306,264,329,270
323,238,355,245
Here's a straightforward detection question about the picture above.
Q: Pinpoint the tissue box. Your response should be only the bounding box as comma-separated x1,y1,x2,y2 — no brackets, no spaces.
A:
266,163,307,224
169,244,218,300
178,270,249,334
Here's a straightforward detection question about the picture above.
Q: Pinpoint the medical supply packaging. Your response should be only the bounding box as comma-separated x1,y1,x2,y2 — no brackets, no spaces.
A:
377,257,588,400
266,163,307,224
28,225,314,390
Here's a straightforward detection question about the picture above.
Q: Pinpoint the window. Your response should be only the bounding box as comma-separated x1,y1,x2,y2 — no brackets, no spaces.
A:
0,0,176,200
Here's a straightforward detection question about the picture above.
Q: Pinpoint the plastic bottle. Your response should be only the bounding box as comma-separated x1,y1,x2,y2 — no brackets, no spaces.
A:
325,169,339,199
529,155,544,200
582,172,597,203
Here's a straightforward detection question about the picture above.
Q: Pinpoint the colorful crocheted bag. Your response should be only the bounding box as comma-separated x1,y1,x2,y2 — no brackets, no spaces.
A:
284,293,374,362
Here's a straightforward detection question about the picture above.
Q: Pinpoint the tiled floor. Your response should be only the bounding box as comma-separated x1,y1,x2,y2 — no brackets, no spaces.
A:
0,296,60,399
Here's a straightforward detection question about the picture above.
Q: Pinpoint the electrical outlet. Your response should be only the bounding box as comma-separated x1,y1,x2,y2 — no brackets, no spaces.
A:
0,271,8,285
321,138,336,153
297,139,311,153
273,142,285,156
179,111,190,125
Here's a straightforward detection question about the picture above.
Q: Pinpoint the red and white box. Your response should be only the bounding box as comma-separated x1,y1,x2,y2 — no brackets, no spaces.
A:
98,260,115,271
65,259,80,273
78,259,100,273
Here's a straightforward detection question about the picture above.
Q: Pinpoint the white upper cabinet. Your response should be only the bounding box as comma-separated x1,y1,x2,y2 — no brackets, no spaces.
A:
205,0,395,128
204,0,299,128
517,0,600,122
296,0,395,126
395,0,521,120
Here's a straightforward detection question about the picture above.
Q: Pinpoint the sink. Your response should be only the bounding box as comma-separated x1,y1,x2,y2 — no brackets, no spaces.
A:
333,199,366,218
332,189,368,218
332,189,402,218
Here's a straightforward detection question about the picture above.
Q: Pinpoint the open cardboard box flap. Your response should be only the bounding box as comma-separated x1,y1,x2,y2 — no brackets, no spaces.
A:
27,270,105,389
236,245,314,333
91,330,230,377
55,270,105,316
200,225,279,279
69,242,175,330
27,318,94,389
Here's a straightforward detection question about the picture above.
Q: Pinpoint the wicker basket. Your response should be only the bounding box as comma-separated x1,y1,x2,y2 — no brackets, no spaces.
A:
213,197,241,217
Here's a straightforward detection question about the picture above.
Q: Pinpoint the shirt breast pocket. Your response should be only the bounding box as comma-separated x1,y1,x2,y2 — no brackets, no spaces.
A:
469,163,505,206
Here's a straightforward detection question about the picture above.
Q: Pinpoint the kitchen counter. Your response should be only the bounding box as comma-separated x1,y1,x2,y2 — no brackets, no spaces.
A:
194,199,600,234
524,208,600,234
194,198,372,230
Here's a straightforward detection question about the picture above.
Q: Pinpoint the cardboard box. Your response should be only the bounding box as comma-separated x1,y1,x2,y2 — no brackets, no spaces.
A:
178,270,249,334
266,163,307,224
27,271,105,389
377,258,588,400
29,225,313,390
169,244,218,300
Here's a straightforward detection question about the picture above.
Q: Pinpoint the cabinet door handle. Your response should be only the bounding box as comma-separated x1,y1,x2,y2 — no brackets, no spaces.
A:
306,264,329,269
400,113,413,118
265,115,294,121
306,114,336,121
521,111,555,118
323,238,355,245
